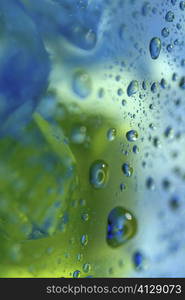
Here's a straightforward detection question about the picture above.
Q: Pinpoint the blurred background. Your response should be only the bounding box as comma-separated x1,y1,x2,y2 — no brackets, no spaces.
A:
0,0,185,277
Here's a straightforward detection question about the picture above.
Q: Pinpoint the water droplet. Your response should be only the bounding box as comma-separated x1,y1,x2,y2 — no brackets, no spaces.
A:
71,126,87,144
160,78,167,89
107,128,117,141
126,130,138,142
133,145,139,154
133,251,145,270
179,76,185,89
161,27,170,38
142,2,151,16
169,195,180,210
162,178,172,191
122,99,127,106
165,11,175,22
81,234,88,246
72,70,92,98
98,87,105,98
172,72,178,81
167,44,173,52
9,244,22,262
142,80,148,90
146,177,155,190
85,29,97,49
83,263,91,273
127,80,139,96
117,88,123,96
151,82,158,93
122,163,133,177
120,183,126,191
180,1,185,10
81,213,89,222
73,270,81,278
164,126,174,139
149,37,161,59
177,23,182,29
115,75,121,82
77,253,83,261
89,160,109,189
153,137,161,148
181,59,185,66
79,199,86,207
107,207,137,248
171,0,177,5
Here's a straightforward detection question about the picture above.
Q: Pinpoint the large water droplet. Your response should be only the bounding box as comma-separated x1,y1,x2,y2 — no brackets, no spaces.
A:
89,160,109,189
127,80,139,96
149,37,161,60
107,207,137,248
72,70,92,98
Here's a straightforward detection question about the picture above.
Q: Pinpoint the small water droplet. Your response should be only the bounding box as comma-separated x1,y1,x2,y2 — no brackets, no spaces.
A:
89,160,109,189
171,0,177,5
160,78,167,89
153,137,161,148
142,80,148,90
179,76,185,89
79,199,86,207
167,44,173,52
81,234,88,246
127,80,139,96
146,177,155,190
107,207,137,248
98,87,105,98
81,213,89,222
151,82,158,93
77,253,83,261
165,11,175,22
72,70,92,98
180,1,185,10
83,263,91,273
117,88,123,96
120,183,126,191
162,178,172,191
164,126,174,139
73,270,81,278
122,163,133,177
71,126,87,144
169,195,180,210
107,128,117,141
161,27,170,38
149,37,161,59
133,145,139,154
133,251,145,270
126,130,139,142
122,99,127,106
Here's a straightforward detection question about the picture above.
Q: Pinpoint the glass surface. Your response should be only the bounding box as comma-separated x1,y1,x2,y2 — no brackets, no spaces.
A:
0,0,185,278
